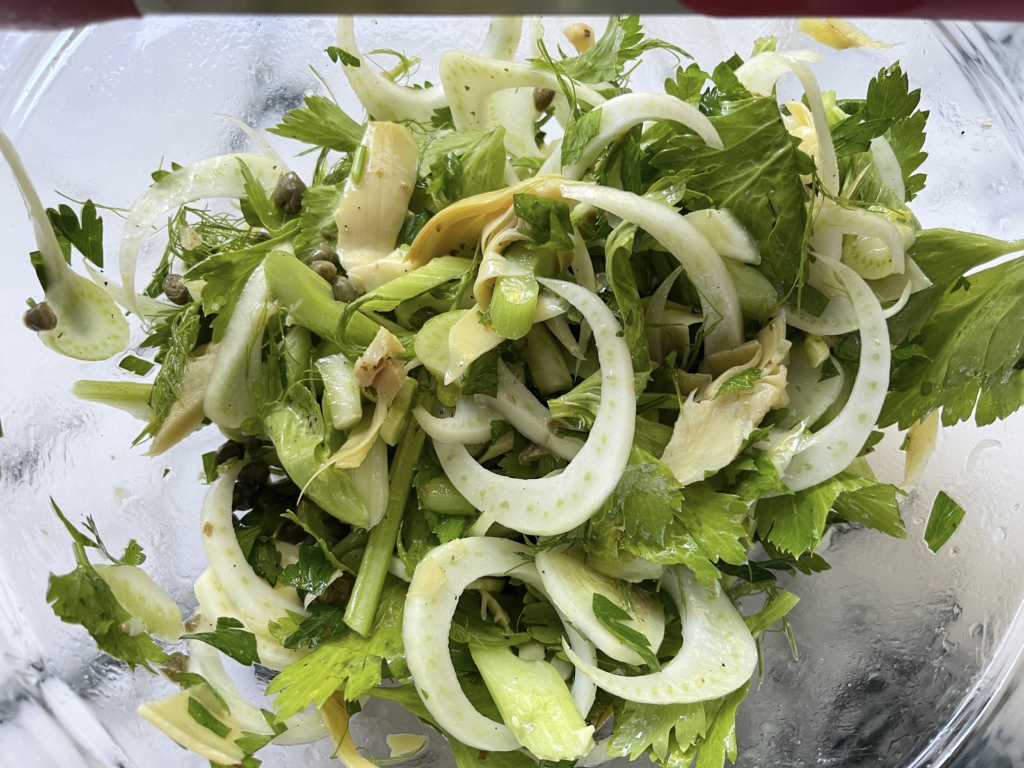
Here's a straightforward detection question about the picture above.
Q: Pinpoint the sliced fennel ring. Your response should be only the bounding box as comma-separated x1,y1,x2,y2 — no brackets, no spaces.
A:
557,182,743,355
403,537,596,752
414,397,501,445
535,546,665,665
435,279,634,537
200,464,308,629
560,92,722,180
562,566,757,704
782,259,890,490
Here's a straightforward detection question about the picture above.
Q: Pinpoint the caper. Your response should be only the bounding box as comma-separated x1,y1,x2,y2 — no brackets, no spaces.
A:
533,87,555,112
332,275,358,303
312,242,340,266
277,517,310,545
23,301,57,332
215,440,246,465
408,305,440,331
238,460,271,487
310,259,338,282
319,573,355,606
162,274,192,305
273,171,307,215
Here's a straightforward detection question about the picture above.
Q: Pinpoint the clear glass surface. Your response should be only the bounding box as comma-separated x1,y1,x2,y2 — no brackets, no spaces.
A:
0,15,1022,768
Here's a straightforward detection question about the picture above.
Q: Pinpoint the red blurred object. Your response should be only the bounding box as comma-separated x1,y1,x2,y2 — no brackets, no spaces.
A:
683,0,1024,21
0,0,138,28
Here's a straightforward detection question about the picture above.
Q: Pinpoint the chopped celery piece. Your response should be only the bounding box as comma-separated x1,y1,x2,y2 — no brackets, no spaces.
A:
93,564,183,642
263,251,378,347
264,386,370,527
523,322,573,395
724,260,778,323
379,377,417,446
72,380,154,422
413,309,466,377
417,475,476,515
489,275,538,340
316,353,363,430
469,645,594,761
283,326,313,388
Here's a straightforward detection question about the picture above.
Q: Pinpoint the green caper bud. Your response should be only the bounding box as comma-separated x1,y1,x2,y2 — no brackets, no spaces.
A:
162,274,192,305
533,87,555,112
408,306,440,331
310,259,338,282
332,275,358,303
215,440,246,465
238,460,271,486
273,171,307,215
313,242,341,266
319,573,355,606
23,301,57,332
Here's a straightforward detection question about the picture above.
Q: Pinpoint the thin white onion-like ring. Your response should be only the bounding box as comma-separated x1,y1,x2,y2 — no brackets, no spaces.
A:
477,361,583,461
188,630,327,745
560,93,723,179
200,464,308,629
783,260,890,490
403,537,596,752
881,279,913,319
562,567,756,705
558,183,743,355
336,17,522,126
193,568,308,672
437,279,633,537
414,397,501,445
119,153,282,316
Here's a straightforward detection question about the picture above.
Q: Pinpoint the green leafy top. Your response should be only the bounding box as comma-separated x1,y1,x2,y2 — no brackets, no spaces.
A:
267,95,365,153
45,501,167,671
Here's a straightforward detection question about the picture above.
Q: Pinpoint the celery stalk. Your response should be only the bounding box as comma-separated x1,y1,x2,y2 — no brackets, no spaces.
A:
417,475,476,515
489,275,538,340
379,377,417,446
344,403,426,635
523,323,573,395
263,251,378,347
72,380,154,422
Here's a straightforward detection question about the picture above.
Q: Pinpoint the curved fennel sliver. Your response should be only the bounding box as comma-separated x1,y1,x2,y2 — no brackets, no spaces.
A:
558,182,743,355
119,152,283,315
786,257,858,336
193,568,308,672
777,345,846,432
336,17,522,125
200,464,309,629
440,51,606,134
746,53,838,197
437,279,634,537
782,260,890,491
414,397,501,445
403,537,596,752
204,264,274,430
477,361,583,461
560,93,723,180
0,127,129,360
562,567,757,705
188,635,327,745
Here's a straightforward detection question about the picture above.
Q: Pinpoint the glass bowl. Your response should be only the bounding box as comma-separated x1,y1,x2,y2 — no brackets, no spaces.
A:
0,14,1022,768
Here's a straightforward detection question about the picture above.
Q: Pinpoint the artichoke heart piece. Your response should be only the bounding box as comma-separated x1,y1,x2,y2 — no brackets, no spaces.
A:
335,122,419,275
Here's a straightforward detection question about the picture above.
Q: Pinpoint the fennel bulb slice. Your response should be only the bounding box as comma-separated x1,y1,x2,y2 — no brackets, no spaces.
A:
403,537,596,752
535,547,665,665
414,397,501,446
782,260,890,491
435,279,634,537
93,564,182,642
558,182,743,355
563,567,757,704
0,127,129,360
